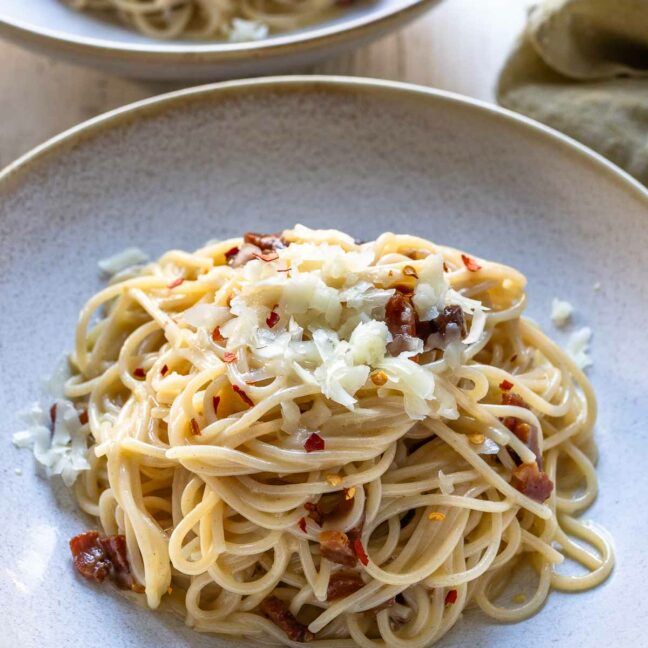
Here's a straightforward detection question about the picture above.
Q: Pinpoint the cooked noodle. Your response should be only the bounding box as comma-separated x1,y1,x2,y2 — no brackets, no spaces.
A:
62,226,612,646
64,0,349,41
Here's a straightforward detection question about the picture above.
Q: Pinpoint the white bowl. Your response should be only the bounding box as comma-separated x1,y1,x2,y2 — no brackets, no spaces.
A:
1,77,647,647
0,0,440,80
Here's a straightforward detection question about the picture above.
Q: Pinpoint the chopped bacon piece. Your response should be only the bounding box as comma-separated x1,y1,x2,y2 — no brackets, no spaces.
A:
232,385,254,407
444,589,458,605
190,418,201,436
266,308,280,328
167,277,184,289
327,571,364,600
78,409,89,426
304,502,323,526
512,463,553,502
461,254,481,272
500,379,514,391
49,403,57,428
224,246,240,262
319,530,357,567
304,433,325,453
385,289,418,356
211,327,225,343
69,531,134,590
260,596,313,642
254,251,279,263
223,351,237,363
160,364,169,377
353,538,369,566
133,367,146,378
426,304,467,339
298,517,307,533
212,396,221,415
244,232,286,252
502,392,527,408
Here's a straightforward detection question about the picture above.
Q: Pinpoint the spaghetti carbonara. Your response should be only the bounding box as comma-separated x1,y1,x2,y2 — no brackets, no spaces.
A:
29,226,614,645
64,0,353,41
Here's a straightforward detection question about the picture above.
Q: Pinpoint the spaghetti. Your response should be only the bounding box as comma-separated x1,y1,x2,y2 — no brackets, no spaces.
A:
57,226,612,645
64,0,353,41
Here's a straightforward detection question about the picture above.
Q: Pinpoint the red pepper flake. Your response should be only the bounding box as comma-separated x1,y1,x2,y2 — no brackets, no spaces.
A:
443,262,450,272
134,367,146,378
445,589,458,606
232,384,254,407
254,251,279,262
160,364,169,376
461,254,482,272
499,379,514,391
49,403,57,427
266,307,280,329
304,432,325,453
78,409,89,426
211,327,225,343
223,351,237,363
190,418,201,436
167,277,184,289
298,517,307,533
224,246,239,262
212,396,220,415
510,354,518,362
353,538,369,566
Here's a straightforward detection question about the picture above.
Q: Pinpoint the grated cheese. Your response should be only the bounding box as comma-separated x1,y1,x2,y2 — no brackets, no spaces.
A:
551,298,573,328
12,399,91,487
98,247,149,276
228,18,268,42
566,327,593,370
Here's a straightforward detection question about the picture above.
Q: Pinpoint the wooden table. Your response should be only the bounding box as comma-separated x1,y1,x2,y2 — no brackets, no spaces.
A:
0,0,531,168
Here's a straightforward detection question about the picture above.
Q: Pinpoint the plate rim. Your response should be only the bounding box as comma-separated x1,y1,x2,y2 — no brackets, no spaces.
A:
0,0,437,61
1,75,646,204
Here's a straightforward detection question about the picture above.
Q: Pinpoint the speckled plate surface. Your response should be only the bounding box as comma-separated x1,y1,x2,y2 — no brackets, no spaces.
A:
0,77,646,648
0,0,440,80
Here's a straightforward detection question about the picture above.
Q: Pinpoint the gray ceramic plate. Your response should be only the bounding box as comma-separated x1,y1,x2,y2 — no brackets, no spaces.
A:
0,77,646,648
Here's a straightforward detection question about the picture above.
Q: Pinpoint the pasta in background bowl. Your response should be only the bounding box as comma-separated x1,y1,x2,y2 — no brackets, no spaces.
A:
0,0,441,79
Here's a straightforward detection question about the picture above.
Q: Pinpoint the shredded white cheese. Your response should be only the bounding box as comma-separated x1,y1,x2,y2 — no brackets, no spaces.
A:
98,247,149,276
12,399,91,487
551,298,573,328
566,327,592,370
228,18,269,42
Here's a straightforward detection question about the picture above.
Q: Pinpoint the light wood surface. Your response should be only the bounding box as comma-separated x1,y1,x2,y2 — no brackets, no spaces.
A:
0,0,531,167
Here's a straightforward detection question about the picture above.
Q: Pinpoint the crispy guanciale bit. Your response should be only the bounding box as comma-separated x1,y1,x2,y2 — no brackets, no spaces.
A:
385,289,418,355
69,531,136,591
260,596,313,642
512,462,554,503
243,232,287,252
319,530,357,567
428,305,467,338
327,571,365,601
385,288,468,356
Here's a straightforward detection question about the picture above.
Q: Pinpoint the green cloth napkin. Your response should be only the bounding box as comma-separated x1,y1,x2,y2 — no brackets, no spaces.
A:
497,0,648,185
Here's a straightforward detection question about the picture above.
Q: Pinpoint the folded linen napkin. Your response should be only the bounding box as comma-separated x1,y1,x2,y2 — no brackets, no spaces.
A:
497,0,648,185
